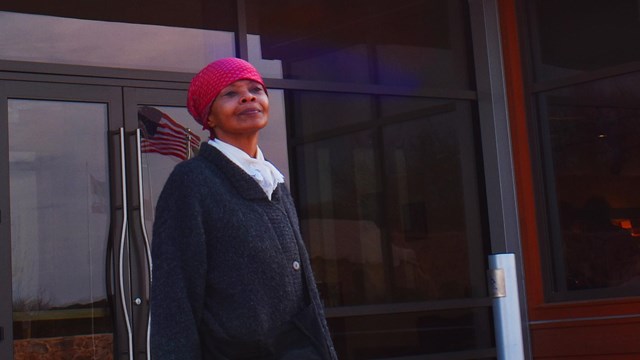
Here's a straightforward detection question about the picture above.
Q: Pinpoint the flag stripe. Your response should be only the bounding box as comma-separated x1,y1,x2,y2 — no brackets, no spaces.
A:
139,109,201,161
141,140,196,152
141,141,193,154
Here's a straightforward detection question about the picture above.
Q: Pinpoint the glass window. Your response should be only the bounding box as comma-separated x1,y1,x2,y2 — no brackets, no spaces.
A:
530,0,640,81
294,93,488,307
9,99,113,357
297,129,384,306
246,0,474,90
382,99,486,302
290,91,374,138
137,106,207,242
537,72,640,299
0,0,237,31
0,11,235,72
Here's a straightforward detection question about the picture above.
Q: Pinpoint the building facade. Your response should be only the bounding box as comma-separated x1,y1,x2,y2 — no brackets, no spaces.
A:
0,0,638,359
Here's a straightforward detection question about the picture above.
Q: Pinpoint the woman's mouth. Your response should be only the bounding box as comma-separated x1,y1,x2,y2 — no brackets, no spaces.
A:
239,108,261,115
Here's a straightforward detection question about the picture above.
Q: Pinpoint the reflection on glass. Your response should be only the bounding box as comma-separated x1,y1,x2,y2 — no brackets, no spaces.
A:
327,308,493,359
0,11,236,73
137,106,208,242
9,100,112,357
247,0,473,89
297,130,384,306
295,94,487,306
291,92,374,137
532,1,640,81
539,72,640,296
382,99,485,301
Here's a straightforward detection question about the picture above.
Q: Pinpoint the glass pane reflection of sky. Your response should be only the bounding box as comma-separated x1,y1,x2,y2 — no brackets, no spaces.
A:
0,11,234,73
10,99,109,310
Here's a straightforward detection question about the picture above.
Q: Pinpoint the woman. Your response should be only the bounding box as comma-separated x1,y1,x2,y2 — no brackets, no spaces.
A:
150,58,337,359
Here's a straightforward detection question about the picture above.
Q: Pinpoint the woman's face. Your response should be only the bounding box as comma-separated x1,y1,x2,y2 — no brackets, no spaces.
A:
206,79,269,142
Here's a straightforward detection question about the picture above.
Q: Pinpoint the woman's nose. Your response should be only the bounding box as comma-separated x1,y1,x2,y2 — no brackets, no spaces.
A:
240,93,256,103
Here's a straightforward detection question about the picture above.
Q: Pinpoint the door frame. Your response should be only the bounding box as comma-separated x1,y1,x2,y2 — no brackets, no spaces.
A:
0,79,197,359
0,80,124,359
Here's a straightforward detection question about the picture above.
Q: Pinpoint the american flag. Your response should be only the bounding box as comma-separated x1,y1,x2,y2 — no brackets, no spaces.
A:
138,106,201,161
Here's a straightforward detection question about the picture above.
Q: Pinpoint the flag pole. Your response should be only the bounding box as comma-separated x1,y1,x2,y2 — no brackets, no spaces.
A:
186,129,193,159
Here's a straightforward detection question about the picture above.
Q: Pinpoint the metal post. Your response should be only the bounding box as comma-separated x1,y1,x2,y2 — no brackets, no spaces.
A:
489,253,525,360
468,0,532,356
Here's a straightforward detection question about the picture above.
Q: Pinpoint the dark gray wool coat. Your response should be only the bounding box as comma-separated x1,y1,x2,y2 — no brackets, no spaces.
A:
150,143,337,359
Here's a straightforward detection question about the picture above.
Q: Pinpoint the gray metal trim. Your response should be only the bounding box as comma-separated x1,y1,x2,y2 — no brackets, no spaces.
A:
324,297,492,318
265,78,478,99
371,348,497,360
468,0,520,253
467,0,531,358
0,70,190,91
237,0,249,60
0,59,193,83
0,79,14,360
0,60,479,100
531,61,640,93
530,313,640,325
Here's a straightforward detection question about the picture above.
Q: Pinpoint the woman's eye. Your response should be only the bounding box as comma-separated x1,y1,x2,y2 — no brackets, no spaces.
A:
251,87,263,93
222,91,236,97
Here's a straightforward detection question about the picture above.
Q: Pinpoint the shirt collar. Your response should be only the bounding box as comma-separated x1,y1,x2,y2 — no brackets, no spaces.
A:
208,138,284,200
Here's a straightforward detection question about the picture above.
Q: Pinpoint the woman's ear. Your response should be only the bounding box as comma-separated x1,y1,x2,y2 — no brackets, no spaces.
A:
206,113,216,130
206,113,217,139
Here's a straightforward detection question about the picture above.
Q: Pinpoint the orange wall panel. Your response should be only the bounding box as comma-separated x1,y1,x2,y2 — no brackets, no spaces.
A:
531,318,640,359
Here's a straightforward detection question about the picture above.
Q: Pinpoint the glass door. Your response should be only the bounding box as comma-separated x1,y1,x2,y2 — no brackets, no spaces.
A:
0,82,204,360
121,87,206,359
123,87,205,249
0,81,123,359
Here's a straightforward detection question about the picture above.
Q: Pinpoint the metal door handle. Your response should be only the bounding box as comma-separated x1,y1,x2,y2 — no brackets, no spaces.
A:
135,128,153,360
118,128,134,360
135,128,153,280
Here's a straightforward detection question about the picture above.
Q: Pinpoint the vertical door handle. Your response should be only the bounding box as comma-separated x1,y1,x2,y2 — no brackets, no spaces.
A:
135,128,153,360
118,128,135,360
135,129,153,279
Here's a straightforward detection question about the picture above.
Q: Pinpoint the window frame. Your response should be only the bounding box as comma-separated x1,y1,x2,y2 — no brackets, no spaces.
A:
509,0,640,321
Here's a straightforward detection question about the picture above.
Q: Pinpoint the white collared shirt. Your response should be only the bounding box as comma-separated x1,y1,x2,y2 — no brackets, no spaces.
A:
208,139,284,200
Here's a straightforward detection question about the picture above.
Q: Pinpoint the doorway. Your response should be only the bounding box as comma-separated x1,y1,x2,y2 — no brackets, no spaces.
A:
0,81,204,360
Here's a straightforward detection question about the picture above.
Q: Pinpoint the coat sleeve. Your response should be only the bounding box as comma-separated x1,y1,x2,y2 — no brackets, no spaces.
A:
150,167,208,359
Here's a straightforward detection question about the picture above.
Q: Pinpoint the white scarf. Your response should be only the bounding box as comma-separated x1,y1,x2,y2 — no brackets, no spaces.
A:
208,139,284,200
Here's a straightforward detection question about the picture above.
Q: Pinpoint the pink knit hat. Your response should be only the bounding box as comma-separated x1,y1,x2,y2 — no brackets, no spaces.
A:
187,57,266,130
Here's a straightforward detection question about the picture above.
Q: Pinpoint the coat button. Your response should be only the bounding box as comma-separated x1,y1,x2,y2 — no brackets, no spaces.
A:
292,260,301,271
